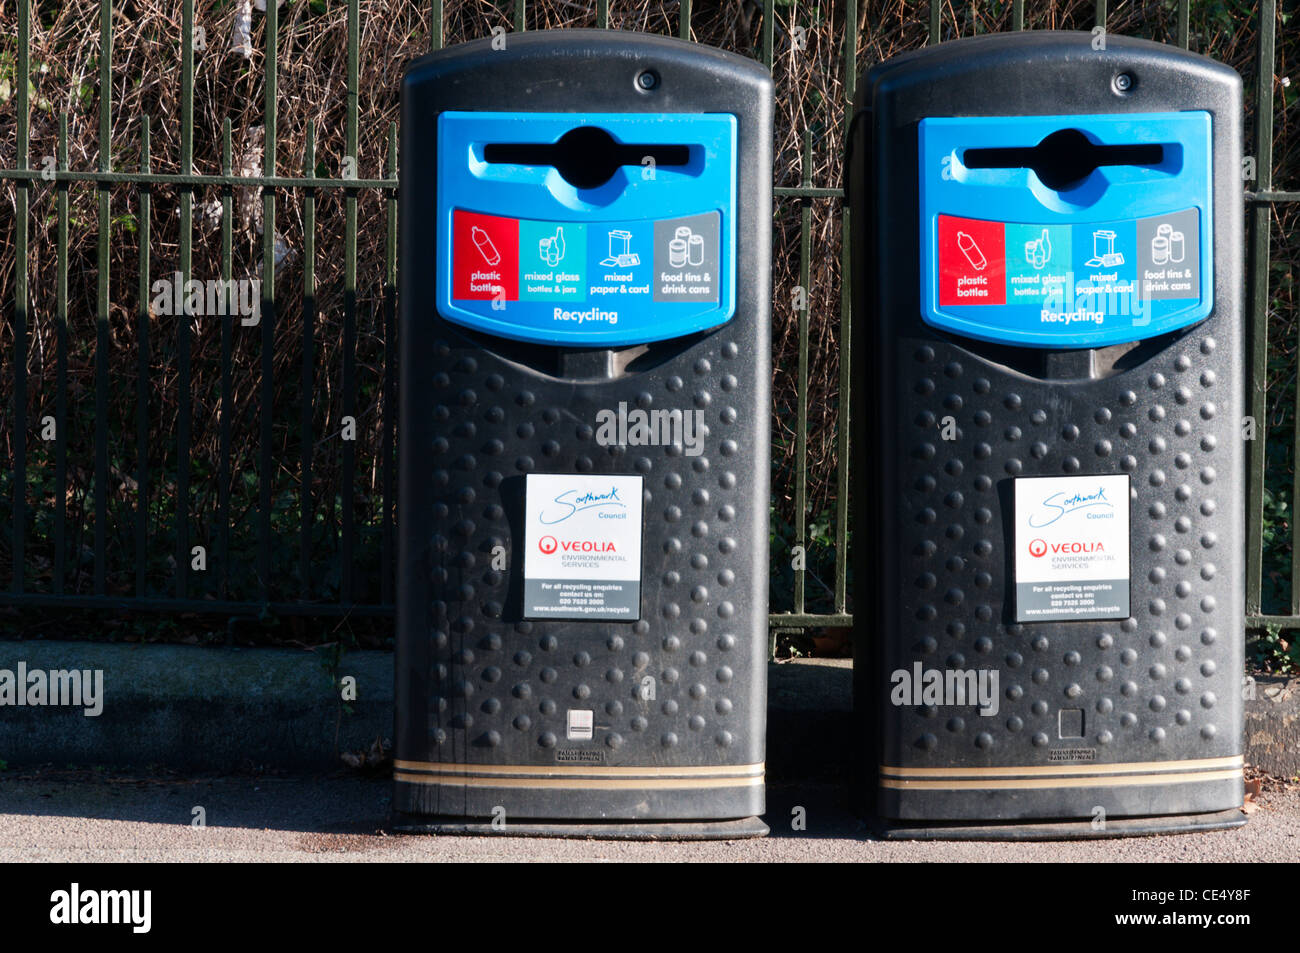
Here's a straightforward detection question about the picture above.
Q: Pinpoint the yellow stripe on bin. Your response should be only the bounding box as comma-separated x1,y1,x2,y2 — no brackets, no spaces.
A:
394,759,764,780
394,771,764,791
880,765,1242,792
879,755,1242,781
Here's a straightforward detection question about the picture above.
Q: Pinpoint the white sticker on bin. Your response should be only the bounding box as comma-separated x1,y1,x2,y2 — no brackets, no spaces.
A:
1014,474,1131,623
566,709,594,741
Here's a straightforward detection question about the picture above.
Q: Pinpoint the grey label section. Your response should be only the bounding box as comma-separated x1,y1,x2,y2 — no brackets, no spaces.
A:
1016,580,1129,622
654,212,719,303
1137,208,1199,302
524,578,640,620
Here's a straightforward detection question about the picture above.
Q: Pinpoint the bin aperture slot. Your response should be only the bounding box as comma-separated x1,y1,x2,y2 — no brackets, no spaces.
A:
483,127,691,190
964,129,1164,191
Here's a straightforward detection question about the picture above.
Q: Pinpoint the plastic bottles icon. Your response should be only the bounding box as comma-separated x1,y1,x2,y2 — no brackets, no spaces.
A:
471,226,501,266
957,231,987,271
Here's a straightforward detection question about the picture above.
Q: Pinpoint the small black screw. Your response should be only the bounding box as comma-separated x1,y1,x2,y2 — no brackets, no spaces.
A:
636,70,659,91
1113,72,1135,94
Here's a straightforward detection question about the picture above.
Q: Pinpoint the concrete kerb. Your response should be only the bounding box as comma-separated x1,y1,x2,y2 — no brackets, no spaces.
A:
0,643,1294,780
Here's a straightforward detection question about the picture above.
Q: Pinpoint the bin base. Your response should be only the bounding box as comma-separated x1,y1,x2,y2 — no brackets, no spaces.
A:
873,807,1246,841
391,813,769,841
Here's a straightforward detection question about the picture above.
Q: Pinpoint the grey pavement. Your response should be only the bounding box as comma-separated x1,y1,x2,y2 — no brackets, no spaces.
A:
1,771,1296,862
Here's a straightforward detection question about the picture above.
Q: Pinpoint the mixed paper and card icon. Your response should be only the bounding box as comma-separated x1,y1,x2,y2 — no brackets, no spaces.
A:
600,229,641,268
1084,229,1124,268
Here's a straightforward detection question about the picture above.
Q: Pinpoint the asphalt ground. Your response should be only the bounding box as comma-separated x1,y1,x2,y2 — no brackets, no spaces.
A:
1,769,1295,862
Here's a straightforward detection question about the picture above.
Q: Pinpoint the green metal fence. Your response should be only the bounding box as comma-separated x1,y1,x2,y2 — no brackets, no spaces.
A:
0,0,1295,641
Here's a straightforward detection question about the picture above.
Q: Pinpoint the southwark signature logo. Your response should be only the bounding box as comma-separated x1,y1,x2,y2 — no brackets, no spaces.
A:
1027,485,1115,528
539,486,627,525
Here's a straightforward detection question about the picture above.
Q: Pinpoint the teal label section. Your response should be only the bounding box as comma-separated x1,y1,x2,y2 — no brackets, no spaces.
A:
519,220,587,302
1005,223,1072,307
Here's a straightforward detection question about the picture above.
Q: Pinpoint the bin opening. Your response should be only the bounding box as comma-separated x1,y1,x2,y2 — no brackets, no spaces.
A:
483,126,691,189
963,128,1164,190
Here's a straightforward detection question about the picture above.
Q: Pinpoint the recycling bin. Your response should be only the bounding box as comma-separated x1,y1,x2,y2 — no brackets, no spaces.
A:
395,30,773,837
849,33,1245,836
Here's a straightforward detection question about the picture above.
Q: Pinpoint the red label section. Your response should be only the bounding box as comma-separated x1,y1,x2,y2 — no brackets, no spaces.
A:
938,214,1005,307
453,209,518,301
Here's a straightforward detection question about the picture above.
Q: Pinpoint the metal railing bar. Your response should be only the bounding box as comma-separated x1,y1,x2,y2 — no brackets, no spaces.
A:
94,0,113,596
835,0,858,616
1245,0,1276,616
0,169,398,189
54,114,69,596
13,0,30,595
302,122,318,600
794,131,813,615
341,0,361,605
775,186,844,198
259,0,279,600
0,592,394,616
176,0,195,600
219,118,234,600
768,612,853,628
135,117,151,599
1247,190,1299,203
382,122,398,605
762,0,774,69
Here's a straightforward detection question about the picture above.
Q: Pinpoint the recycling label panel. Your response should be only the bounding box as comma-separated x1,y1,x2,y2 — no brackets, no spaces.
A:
451,210,719,313
435,110,737,346
1014,475,1130,622
918,111,1215,348
523,474,644,621
935,209,1202,334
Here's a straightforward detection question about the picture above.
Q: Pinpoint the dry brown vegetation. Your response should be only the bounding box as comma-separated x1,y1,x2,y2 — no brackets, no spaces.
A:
0,0,1295,621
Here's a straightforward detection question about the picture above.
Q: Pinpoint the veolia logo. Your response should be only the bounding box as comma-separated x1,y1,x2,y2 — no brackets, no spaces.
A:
559,540,617,552
1028,538,1048,558
537,535,617,555
1050,540,1106,554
